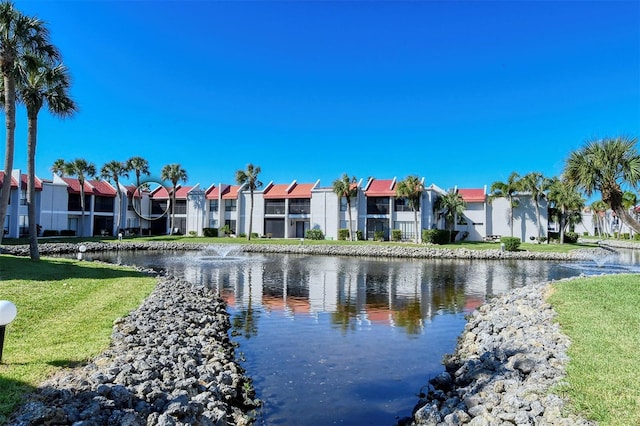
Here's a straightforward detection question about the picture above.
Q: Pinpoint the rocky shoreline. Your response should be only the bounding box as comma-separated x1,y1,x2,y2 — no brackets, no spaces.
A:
3,241,617,425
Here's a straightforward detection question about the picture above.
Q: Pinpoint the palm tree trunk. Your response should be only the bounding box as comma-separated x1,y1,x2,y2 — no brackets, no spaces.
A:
534,201,542,241
136,173,142,236
0,74,16,245
347,199,353,241
615,208,640,234
170,192,175,235
27,114,39,260
79,186,86,237
413,208,419,243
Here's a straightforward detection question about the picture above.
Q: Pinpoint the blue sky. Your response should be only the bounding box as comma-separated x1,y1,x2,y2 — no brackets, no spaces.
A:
6,0,640,192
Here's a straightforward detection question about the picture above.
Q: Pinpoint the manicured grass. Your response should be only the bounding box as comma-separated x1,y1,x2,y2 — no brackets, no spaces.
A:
0,255,156,424
548,274,640,426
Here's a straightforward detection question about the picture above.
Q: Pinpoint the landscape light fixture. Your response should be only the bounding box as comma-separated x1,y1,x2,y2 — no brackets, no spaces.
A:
0,300,17,363
77,244,87,260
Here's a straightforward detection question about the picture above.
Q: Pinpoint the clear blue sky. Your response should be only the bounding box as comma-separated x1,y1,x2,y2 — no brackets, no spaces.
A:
6,0,640,192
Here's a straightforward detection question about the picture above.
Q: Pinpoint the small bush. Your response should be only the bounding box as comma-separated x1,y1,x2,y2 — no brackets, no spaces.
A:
188,231,197,237
219,225,232,236
622,233,630,240
60,230,76,236
203,228,218,237
422,229,450,245
634,233,640,241
356,230,364,240
306,229,325,240
374,230,385,241
42,230,59,237
338,229,350,241
251,232,259,239
537,236,547,243
239,233,246,238
564,232,579,244
583,231,589,236
391,229,402,242
501,236,521,251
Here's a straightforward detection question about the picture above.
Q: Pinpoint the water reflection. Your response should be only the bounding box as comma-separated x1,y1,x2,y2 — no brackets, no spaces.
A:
85,249,630,425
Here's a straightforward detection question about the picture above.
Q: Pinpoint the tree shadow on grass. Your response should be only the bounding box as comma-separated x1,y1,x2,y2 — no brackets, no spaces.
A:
0,255,150,282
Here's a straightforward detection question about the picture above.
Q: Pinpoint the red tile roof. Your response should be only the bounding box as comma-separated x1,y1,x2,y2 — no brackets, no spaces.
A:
15,174,43,191
125,184,144,199
288,183,315,199
365,179,396,196
458,188,486,203
89,180,117,197
205,184,217,199
263,182,315,199
0,172,18,188
151,184,194,199
62,177,98,195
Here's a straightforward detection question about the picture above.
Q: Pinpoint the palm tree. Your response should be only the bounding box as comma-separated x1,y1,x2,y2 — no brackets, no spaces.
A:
489,172,521,237
64,158,96,237
51,157,65,176
0,2,59,244
434,189,466,242
548,177,584,243
590,200,607,238
125,156,150,235
101,160,128,236
520,172,551,242
332,174,358,241
161,163,187,235
17,55,76,260
620,191,637,237
564,136,640,234
395,175,424,243
235,163,262,240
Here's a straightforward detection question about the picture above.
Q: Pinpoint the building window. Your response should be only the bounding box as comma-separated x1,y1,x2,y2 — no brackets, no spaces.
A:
265,199,285,214
394,198,412,212
94,196,114,213
367,197,389,215
225,199,237,212
209,218,218,228
289,199,310,214
19,215,28,237
225,219,236,233
152,200,168,215
20,189,27,205
209,199,218,212
174,200,187,214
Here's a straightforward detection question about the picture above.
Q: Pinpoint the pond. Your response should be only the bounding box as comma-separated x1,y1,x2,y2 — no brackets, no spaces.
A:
87,247,639,425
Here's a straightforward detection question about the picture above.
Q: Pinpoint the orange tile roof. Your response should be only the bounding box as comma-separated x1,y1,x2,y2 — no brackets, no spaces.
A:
222,185,241,200
365,179,396,196
205,184,217,199
288,183,315,199
458,188,486,203
150,184,194,199
263,183,290,199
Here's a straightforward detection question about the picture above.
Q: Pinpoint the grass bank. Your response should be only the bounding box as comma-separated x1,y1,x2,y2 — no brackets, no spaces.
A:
549,274,640,426
0,255,156,424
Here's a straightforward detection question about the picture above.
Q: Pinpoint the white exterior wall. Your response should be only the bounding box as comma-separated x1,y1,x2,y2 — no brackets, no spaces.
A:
488,195,548,241
457,202,487,241
237,189,265,237
187,185,206,236
310,188,340,240
39,177,69,234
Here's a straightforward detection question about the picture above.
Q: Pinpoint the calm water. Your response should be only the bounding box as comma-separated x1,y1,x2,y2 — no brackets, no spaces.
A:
87,247,640,425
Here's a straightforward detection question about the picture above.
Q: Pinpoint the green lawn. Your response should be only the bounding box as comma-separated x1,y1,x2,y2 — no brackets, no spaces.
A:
0,255,156,424
549,274,640,426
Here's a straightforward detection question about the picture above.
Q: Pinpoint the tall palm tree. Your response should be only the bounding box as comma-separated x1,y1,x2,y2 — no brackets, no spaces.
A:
520,172,551,242
64,158,96,237
51,157,65,176
564,136,640,234
332,173,358,241
395,175,424,243
17,56,76,260
235,163,262,240
548,177,584,243
161,163,187,235
489,172,521,237
0,2,59,245
125,156,150,235
434,189,466,242
101,160,128,236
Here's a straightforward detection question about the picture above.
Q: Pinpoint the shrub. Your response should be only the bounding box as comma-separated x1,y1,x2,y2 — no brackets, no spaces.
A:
60,230,76,236
500,236,521,251
422,229,450,245
374,230,385,241
563,232,578,244
305,229,325,240
635,233,640,241
188,231,197,237
391,229,402,242
338,229,350,240
537,236,547,243
239,233,246,238
42,230,59,237
251,232,259,239
203,228,218,237
219,225,232,236
356,230,364,240
622,233,630,240
583,231,589,237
